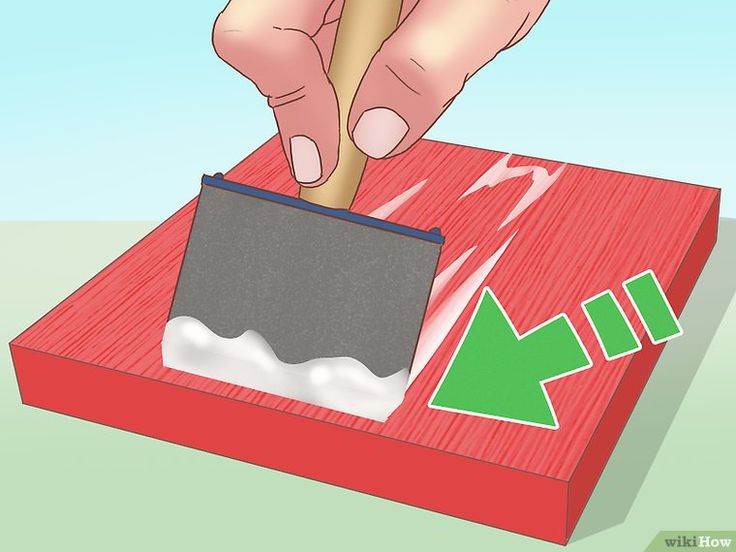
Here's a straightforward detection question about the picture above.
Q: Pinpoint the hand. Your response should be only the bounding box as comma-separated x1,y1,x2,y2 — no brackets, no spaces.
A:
213,0,549,186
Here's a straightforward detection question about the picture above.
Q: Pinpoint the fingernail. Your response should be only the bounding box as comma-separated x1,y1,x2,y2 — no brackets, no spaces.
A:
290,135,322,184
353,108,409,159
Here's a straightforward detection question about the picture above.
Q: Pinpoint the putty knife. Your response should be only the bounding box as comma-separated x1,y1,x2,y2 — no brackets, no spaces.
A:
167,0,443,380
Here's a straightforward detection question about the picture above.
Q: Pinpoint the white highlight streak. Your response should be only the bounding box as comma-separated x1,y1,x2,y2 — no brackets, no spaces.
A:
162,317,409,422
460,154,566,228
409,232,517,385
460,154,516,197
368,178,427,219
427,246,477,306
499,164,566,228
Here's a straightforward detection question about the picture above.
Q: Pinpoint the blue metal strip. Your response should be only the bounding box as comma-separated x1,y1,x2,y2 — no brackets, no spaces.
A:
201,174,444,245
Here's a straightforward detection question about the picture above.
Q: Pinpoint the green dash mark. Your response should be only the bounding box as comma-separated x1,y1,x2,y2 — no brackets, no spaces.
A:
582,291,640,359
430,288,591,429
624,270,682,343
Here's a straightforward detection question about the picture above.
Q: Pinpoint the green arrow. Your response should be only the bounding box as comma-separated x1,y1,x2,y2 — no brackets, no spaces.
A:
623,270,683,344
429,288,592,429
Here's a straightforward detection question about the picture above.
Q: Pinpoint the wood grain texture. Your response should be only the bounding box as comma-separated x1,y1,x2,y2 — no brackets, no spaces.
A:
11,136,719,543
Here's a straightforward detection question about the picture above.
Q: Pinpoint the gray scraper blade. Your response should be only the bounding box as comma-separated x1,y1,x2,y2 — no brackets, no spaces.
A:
168,174,443,378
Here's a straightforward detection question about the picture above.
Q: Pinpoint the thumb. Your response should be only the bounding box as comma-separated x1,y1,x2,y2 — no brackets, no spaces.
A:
348,0,548,159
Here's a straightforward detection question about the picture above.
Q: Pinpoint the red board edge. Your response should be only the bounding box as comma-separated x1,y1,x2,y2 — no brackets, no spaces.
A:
566,191,720,540
11,345,568,544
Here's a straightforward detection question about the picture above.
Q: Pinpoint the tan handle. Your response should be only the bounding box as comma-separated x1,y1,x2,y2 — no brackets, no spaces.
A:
299,0,402,209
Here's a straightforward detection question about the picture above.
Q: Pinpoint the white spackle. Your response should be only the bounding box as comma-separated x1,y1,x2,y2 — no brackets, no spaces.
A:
162,317,409,422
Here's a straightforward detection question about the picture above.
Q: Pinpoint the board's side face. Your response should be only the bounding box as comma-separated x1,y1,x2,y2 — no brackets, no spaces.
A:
13,137,720,483
10,344,571,544
565,194,719,540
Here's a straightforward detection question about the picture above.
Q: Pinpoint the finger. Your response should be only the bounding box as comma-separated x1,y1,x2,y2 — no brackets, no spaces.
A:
348,0,549,159
212,0,338,185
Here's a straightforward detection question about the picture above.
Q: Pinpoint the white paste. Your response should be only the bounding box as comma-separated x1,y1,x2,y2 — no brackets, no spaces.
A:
162,316,409,422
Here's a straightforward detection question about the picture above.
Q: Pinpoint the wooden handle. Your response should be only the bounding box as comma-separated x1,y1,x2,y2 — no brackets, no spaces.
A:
299,0,402,209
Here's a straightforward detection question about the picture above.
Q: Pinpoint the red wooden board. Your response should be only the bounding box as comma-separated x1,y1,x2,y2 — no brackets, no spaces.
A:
11,137,719,544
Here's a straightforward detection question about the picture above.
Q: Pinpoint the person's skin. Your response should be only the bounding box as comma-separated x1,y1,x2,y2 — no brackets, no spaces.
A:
212,0,549,186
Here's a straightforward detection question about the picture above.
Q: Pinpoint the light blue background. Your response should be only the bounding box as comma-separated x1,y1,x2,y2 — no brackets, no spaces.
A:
1,1,734,220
